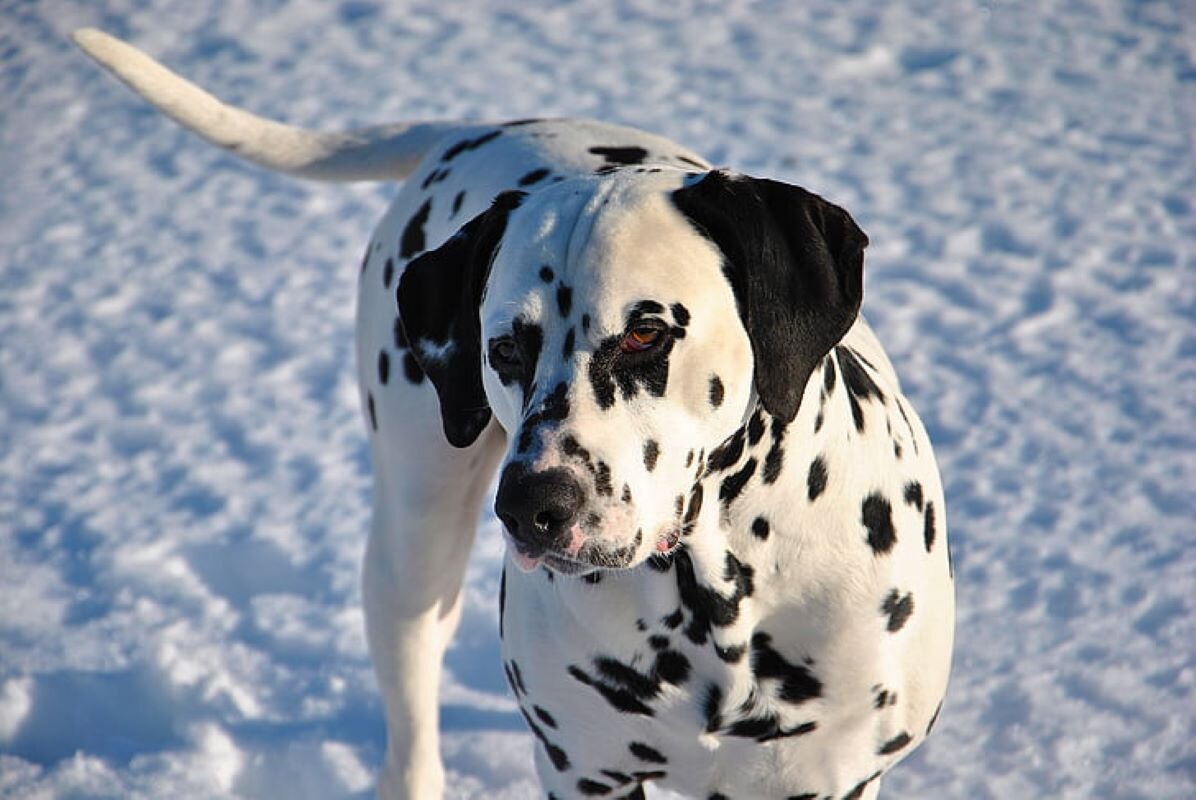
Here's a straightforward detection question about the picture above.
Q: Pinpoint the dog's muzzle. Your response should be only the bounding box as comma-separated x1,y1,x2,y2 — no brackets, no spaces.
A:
495,463,584,568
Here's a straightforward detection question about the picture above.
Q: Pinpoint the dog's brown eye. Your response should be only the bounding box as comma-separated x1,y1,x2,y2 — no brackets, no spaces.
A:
489,338,521,368
620,325,662,353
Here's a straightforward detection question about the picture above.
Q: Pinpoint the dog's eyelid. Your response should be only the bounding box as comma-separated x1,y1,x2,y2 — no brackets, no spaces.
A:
622,316,668,333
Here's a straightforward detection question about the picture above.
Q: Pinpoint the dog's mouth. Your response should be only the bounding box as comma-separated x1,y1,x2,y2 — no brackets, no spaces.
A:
506,525,680,575
506,543,593,576
656,527,682,554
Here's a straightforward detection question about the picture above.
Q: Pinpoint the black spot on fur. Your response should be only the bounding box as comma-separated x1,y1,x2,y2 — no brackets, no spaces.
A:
590,648,691,704
451,190,465,217
640,439,660,472
508,660,527,695
807,456,828,501
577,777,612,795
719,458,757,507
568,666,654,717
761,417,788,486
533,705,557,729
862,493,897,554
539,265,555,283
582,313,591,332
629,741,667,764
673,550,754,645
367,392,377,431
924,500,937,552
441,129,502,162
896,396,921,455
751,516,770,540
519,706,570,771
683,484,704,528
632,771,666,783
904,481,924,511
378,350,390,385
842,772,882,800
725,714,817,743
516,381,568,455
600,769,632,786
751,632,822,704
661,609,683,629
747,409,767,445
557,284,573,317
706,428,746,473
676,155,706,169
382,257,395,288
589,145,649,165
881,589,914,632
708,375,724,408
420,167,450,190
836,346,884,433
594,461,613,497
399,198,432,259
879,731,913,755
518,167,551,186
670,302,691,327
562,327,576,359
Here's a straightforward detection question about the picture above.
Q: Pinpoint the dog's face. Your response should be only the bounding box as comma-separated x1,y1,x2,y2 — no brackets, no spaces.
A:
479,174,755,573
398,170,867,574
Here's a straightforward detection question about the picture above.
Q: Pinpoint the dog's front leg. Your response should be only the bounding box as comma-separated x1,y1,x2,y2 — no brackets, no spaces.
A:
363,421,504,800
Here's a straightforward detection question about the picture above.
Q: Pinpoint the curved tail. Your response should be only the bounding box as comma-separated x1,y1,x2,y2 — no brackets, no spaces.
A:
71,28,456,182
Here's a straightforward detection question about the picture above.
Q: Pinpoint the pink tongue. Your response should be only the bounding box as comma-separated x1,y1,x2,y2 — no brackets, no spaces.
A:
510,547,541,573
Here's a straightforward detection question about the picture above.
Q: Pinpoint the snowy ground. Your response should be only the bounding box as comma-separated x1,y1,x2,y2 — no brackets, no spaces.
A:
1,0,1193,797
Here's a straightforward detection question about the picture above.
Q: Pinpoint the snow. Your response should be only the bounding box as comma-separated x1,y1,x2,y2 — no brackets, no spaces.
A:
1,0,1193,797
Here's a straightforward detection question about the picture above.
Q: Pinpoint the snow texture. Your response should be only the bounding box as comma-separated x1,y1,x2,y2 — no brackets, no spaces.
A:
1,0,1193,797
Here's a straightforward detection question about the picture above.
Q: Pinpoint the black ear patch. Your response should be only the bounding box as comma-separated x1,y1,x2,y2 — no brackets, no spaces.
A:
396,191,526,447
672,171,868,422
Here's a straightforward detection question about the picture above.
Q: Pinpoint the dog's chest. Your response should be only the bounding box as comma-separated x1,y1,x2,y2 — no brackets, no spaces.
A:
499,534,889,796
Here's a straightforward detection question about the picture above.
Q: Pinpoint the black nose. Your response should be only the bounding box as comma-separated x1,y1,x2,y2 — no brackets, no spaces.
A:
495,463,584,555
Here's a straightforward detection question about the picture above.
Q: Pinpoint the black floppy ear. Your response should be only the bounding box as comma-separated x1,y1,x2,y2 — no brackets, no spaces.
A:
672,171,868,422
396,191,526,447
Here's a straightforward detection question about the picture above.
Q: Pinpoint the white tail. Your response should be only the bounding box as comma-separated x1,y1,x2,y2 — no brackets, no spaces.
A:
71,28,456,182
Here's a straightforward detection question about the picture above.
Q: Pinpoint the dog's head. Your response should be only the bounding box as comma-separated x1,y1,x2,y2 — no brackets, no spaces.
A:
398,169,866,574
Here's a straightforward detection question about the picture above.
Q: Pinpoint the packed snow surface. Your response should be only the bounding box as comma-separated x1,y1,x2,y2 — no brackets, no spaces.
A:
1,1,1193,797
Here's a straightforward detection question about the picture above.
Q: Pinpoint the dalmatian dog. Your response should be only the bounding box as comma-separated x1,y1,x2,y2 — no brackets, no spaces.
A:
74,29,954,800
